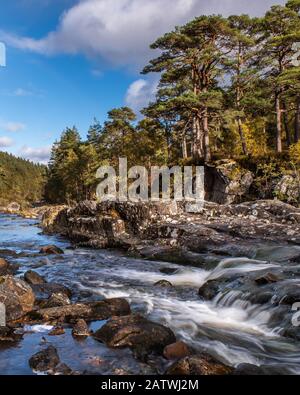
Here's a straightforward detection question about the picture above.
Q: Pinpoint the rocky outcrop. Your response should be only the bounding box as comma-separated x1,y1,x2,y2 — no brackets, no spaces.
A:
94,314,176,354
41,200,300,267
205,160,254,204
0,276,35,321
29,298,131,323
42,200,181,249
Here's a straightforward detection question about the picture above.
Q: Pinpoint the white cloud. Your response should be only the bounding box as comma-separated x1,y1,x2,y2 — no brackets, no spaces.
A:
125,78,158,112
0,0,285,68
13,88,33,97
18,145,51,163
0,137,14,148
2,122,26,132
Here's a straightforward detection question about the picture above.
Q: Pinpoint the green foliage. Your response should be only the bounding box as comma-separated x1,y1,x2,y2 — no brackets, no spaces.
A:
289,141,300,164
0,151,46,206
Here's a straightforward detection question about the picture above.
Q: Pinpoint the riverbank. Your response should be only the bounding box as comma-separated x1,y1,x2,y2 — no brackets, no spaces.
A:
42,199,300,256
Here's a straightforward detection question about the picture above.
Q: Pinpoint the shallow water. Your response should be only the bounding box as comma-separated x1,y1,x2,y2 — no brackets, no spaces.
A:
0,213,300,375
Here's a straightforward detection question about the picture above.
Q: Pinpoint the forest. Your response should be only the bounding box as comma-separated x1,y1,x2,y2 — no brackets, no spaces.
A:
0,151,46,206
45,0,300,204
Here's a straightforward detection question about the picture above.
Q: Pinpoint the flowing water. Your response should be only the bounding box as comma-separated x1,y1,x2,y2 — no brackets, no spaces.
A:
0,213,300,375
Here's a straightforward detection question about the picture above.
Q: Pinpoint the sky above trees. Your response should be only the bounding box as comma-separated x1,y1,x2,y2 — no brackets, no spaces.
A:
0,0,285,163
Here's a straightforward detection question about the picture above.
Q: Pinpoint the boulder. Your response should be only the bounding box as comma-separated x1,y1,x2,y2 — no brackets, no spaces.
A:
29,346,60,372
39,245,64,255
255,273,280,286
24,270,46,286
72,319,90,337
40,293,71,309
0,326,23,342
198,280,220,300
31,283,72,300
29,298,130,323
94,314,176,354
205,160,254,205
165,355,233,376
274,175,300,204
0,258,16,276
0,276,35,321
163,341,192,360
154,280,173,288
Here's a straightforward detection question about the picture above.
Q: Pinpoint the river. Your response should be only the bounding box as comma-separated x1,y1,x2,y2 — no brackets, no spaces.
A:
0,213,300,375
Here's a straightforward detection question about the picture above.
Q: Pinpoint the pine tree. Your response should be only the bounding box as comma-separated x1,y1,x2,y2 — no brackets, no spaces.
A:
258,5,300,152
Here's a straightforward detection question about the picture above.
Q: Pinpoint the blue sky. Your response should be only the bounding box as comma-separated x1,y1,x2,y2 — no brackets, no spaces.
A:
0,0,285,163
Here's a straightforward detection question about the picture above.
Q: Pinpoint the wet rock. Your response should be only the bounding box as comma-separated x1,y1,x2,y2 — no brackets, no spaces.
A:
31,283,72,300
94,314,176,354
282,326,300,341
29,345,60,372
277,285,300,306
49,326,65,336
154,280,173,288
0,326,23,342
163,341,192,360
39,245,64,255
249,291,274,305
52,363,73,375
0,276,35,321
198,280,220,300
0,258,16,276
24,270,46,286
255,273,280,286
165,354,233,376
72,319,90,337
40,293,71,309
30,298,130,323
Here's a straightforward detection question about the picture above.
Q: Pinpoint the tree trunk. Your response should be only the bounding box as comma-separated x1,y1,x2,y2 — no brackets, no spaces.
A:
295,97,300,144
192,115,203,161
275,93,283,153
237,117,248,155
282,101,291,146
203,108,211,162
182,134,188,159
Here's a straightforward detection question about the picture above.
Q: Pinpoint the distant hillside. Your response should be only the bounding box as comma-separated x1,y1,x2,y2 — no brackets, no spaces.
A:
0,151,46,206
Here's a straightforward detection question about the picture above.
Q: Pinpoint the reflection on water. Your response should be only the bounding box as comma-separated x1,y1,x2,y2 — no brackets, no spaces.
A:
0,213,300,375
